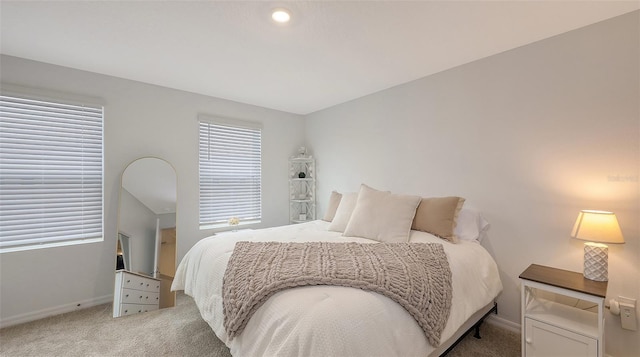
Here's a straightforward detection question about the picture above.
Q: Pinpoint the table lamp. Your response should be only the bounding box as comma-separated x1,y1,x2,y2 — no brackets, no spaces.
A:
571,210,625,281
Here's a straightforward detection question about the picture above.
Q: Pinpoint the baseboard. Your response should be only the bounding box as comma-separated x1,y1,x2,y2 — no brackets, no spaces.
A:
486,314,521,334
0,294,112,329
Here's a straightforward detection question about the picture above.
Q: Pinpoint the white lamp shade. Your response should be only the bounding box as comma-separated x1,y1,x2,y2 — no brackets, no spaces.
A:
571,210,624,244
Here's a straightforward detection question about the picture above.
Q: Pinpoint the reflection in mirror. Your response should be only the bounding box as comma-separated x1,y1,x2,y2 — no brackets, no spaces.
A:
116,233,130,271
113,157,177,318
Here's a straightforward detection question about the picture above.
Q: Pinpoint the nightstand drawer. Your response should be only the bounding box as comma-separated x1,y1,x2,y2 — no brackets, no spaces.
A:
525,318,597,357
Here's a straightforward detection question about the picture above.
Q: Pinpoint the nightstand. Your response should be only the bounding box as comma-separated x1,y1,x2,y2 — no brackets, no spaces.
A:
520,264,607,357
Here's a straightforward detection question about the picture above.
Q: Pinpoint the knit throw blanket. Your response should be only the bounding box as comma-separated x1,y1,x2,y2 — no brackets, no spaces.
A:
222,241,453,346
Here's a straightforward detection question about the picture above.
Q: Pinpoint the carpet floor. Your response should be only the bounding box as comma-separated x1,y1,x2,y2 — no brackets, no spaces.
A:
0,293,520,356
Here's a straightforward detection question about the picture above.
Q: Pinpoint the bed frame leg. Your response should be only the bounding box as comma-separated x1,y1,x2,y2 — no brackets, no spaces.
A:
473,302,498,340
473,322,482,339
439,302,498,356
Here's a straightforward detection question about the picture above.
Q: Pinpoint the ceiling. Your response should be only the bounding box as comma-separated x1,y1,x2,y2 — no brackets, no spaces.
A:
1,1,638,115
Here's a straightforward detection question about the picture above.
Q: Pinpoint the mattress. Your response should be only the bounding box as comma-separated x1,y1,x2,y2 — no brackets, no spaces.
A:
172,220,503,356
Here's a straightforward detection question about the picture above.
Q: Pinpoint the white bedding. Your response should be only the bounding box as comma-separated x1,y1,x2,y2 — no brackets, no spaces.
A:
172,220,503,357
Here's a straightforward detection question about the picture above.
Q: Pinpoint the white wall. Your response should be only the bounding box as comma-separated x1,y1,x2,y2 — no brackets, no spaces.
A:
306,11,639,356
118,189,157,276
0,55,305,325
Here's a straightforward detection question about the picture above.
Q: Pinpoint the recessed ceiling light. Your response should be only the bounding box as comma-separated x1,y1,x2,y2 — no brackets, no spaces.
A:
272,9,291,24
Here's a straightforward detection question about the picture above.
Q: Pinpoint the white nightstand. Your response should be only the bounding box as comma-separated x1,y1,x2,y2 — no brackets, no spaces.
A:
520,264,607,357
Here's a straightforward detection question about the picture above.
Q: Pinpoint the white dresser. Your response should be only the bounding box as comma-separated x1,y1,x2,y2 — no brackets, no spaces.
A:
113,270,161,317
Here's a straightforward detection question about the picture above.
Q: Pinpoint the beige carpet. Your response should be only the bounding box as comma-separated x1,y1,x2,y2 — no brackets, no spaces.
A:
0,293,520,356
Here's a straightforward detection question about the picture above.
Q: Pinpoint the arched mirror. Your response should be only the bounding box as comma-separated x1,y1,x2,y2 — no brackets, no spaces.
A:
113,157,177,318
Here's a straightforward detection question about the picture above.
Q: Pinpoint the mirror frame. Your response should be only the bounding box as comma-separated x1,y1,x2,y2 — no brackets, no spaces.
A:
114,156,178,317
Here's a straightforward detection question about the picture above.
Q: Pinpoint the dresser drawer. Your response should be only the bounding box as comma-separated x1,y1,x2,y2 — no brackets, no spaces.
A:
121,273,160,292
120,288,160,305
119,303,159,316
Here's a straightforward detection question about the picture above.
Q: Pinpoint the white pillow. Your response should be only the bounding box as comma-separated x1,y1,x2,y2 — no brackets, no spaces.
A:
327,192,358,233
455,204,490,242
343,184,421,243
322,191,342,222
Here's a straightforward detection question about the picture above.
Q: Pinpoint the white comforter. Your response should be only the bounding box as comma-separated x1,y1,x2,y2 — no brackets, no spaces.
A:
172,221,502,357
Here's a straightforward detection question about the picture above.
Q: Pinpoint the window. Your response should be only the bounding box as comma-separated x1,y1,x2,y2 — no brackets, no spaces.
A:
199,119,262,228
0,94,104,253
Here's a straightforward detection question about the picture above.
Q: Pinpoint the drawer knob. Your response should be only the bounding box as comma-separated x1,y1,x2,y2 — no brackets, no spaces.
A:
126,280,130,283
525,338,532,344
124,310,128,313
125,294,129,298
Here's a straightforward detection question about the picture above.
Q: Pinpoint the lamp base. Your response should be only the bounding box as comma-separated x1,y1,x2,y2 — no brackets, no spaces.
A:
583,242,608,281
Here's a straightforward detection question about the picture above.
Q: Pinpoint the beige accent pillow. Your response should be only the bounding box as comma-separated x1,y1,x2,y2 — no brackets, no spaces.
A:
327,192,358,233
322,191,342,222
411,196,466,243
343,184,421,243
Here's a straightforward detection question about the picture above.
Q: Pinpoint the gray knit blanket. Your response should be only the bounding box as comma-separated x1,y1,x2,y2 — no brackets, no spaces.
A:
222,241,453,346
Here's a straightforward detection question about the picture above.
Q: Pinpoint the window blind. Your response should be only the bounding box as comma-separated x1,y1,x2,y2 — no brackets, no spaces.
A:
199,120,262,227
0,95,104,252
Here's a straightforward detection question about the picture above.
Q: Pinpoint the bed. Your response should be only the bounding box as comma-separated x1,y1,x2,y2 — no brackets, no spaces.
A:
172,215,503,356
172,185,502,356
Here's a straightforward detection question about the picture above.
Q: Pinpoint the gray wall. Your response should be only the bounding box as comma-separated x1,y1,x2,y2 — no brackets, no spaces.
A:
0,55,305,325
306,11,639,356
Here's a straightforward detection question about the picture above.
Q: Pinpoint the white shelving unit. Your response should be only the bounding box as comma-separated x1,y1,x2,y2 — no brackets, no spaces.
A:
289,156,315,224
520,264,606,357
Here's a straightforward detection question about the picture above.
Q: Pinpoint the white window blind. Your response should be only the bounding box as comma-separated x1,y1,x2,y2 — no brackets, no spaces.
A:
0,95,104,252
199,120,262,227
